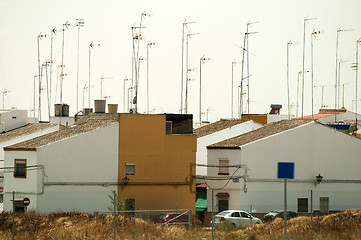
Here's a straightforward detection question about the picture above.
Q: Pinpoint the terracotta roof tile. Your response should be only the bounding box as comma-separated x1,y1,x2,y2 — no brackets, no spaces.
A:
208,119,312,149
4,120,116,151
193,119,248,138
0,123,57,143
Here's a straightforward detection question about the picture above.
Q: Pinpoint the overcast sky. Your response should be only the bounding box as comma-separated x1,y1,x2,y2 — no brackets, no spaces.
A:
1,0,361,123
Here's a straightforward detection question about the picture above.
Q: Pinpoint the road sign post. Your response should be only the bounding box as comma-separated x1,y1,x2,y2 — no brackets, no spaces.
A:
277,162,295,240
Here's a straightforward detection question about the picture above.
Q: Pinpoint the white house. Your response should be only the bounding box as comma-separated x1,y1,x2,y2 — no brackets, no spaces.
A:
194,119,262,179
206,119,361,214
3,119,118,213
0,116,59,208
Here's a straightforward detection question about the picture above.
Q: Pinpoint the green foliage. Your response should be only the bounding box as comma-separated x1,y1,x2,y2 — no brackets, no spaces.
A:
107,190,128,212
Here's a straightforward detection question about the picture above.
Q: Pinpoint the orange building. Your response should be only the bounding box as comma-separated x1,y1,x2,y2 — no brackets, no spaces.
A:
117,113,197,212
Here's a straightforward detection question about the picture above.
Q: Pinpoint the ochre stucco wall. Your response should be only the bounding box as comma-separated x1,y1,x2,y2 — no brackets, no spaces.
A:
118,114,196,212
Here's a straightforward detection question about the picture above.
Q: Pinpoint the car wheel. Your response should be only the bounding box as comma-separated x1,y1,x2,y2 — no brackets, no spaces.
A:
232,223,237,229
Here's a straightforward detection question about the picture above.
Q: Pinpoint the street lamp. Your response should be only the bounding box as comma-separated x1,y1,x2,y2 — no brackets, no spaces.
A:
199,55,210,125
88,41,100,108
314,174,323,186
122,176,129,186
147,41,156,114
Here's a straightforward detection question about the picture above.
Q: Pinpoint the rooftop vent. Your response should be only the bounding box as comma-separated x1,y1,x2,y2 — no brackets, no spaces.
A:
270,104,282,115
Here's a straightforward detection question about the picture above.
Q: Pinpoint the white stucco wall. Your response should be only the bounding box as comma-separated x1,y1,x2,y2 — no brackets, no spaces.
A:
207,122,361,213
0,110,27,132
196,120,262,177
318,111,361,122
267,114,294,123
3,122,119,213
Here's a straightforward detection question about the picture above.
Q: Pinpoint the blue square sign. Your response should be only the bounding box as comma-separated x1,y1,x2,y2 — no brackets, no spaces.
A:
277,162,295,179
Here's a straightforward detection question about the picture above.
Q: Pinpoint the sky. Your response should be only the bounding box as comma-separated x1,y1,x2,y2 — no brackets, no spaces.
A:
1,0,361,123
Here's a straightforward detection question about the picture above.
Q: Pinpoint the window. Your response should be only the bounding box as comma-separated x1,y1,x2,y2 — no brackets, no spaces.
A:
320,197,329,213
14,159,26,178
218,199,228,212
218,159,229,175
125,163,135,175
241,212,251,218
231,212,240,217
298,198,308,212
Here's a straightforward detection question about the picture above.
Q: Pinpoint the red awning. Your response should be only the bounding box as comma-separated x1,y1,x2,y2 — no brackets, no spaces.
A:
215,192,229,198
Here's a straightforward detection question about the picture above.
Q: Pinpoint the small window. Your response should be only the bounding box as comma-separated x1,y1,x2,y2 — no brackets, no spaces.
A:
218,159,229,175
231,212,240,217
125,163,135,175
320,197,329,214
14,159,26,178
218,199,228,212
298,198,308,212
241,212,251,218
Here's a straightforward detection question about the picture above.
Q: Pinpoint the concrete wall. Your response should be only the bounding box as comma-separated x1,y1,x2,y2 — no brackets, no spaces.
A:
118,114,197,212
0,110,27,132
196,120,262,177
207,122,361,214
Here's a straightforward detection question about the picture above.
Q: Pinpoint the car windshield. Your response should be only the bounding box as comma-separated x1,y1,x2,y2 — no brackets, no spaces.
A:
217,211,230,216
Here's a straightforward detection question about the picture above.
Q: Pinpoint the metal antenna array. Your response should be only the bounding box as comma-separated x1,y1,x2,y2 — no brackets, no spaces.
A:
131,11,150,113
334,28,353,122
239,21,258,119
311,30,321,119
301,17,317,119
185,31,199,114
180,20,196,114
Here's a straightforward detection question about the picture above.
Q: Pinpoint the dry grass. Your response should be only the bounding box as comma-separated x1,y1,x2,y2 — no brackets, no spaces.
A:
0,210,361,239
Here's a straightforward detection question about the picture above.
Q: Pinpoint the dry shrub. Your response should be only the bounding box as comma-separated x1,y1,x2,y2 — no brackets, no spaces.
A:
1,210,361,239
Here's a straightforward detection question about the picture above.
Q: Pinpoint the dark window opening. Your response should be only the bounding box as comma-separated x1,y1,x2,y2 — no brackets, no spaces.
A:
14,159,26,178
218,199,228,212
298,198,308,212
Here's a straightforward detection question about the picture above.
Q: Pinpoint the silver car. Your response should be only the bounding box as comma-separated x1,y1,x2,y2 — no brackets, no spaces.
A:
213,210,262,228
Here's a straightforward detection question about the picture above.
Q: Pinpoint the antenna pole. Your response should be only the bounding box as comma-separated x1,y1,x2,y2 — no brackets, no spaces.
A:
287,42,291,119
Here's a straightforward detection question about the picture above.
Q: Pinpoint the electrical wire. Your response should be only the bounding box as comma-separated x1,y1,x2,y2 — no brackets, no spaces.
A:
204,165,242,191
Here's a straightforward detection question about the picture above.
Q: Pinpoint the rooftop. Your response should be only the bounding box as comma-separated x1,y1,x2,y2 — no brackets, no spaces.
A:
4,120,116,151
208,119,312,149
293,108,347,120
0,123,57,143
193,119,248,138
